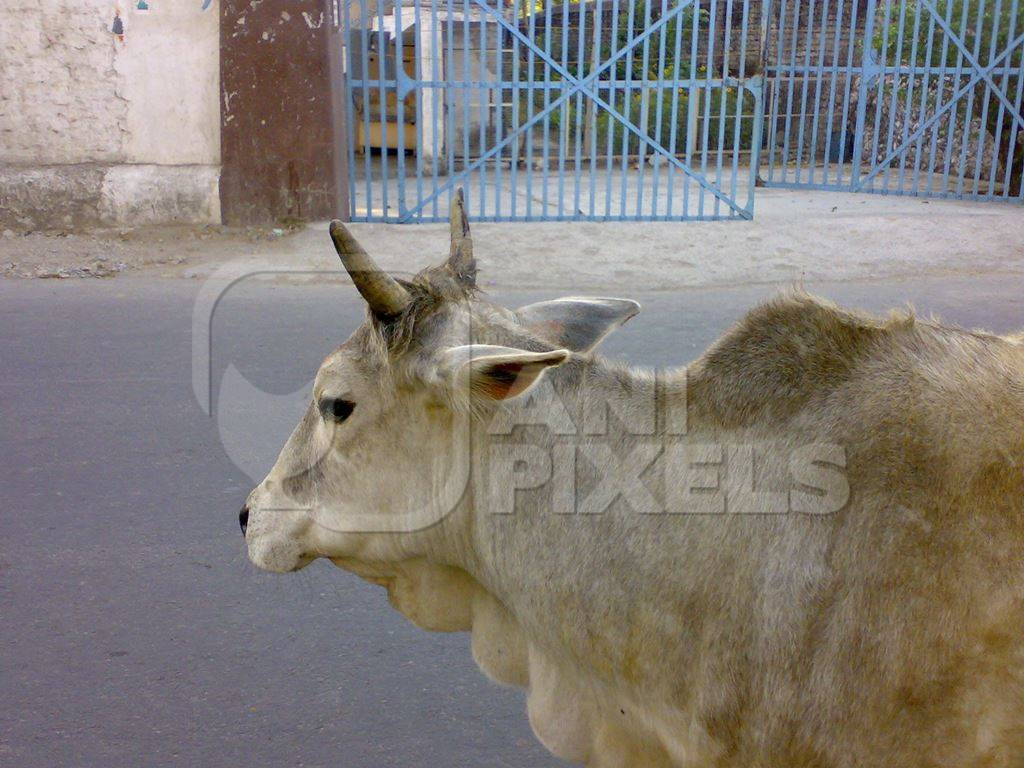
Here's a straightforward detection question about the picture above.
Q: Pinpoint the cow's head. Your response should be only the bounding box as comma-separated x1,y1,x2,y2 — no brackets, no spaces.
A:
241,190,639,573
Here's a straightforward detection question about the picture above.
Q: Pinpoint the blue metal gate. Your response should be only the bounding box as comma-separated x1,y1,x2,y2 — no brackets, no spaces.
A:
334,0,764,221
762,0,1024,200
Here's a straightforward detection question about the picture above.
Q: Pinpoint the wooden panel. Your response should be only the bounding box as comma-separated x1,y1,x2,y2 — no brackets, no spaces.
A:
355,121,418,152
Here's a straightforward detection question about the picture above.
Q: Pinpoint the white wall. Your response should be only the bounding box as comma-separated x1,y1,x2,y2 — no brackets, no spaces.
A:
0,0,221,228
115,1,220,166
1,0,127,164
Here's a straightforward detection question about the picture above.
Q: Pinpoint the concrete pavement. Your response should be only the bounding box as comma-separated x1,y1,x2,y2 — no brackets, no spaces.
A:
3,189,1022,291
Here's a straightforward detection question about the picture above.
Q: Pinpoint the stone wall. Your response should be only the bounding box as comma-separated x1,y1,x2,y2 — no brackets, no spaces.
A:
0,0,220,230
857,76,1005,190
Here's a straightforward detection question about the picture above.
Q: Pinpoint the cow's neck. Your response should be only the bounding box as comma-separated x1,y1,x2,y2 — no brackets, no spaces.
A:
457,352,691,574
445,354,742,697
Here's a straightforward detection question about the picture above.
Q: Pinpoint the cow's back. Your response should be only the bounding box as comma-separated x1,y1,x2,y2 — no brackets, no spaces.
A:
690,296,1024,766
471,293,1024,767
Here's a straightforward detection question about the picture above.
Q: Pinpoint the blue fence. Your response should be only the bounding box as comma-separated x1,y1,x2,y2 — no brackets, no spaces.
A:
763,0,1024,199
335,0,763,221
334,0,1023,221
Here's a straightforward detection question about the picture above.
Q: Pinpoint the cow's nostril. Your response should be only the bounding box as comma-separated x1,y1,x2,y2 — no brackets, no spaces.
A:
239,507,249,536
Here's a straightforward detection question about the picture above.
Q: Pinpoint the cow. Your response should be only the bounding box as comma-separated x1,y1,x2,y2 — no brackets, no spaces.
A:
241,190,1024,767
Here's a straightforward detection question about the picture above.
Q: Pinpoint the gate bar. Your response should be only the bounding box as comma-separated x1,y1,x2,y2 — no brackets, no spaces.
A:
400,0,750,222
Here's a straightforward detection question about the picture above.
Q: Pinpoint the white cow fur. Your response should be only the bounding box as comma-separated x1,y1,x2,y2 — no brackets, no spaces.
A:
333,555,673,765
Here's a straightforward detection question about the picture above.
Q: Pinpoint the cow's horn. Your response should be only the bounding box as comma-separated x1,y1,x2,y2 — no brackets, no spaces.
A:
329,220,410,317
447,188,476,287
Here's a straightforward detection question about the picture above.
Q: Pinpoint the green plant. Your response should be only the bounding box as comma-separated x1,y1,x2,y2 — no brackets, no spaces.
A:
872,0,1021,67
515,1,757,159
544,85,756,157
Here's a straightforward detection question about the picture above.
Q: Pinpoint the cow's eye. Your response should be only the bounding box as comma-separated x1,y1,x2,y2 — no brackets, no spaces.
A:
320,398,355,423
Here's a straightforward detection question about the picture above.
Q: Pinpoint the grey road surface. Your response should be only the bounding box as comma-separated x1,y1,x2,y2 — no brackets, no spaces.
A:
3,274,1023,768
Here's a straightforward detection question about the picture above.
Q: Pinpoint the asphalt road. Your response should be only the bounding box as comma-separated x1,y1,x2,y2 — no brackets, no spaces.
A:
3,273,1023,767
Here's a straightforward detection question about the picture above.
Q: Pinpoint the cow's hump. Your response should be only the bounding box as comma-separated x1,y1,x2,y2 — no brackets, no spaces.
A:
690,291,914,427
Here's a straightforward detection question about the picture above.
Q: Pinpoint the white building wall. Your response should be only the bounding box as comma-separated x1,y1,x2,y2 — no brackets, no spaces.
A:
0,0,221,228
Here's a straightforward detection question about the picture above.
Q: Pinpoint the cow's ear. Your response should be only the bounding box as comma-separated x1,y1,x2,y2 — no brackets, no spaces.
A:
515,297,640,353
441,345,570,402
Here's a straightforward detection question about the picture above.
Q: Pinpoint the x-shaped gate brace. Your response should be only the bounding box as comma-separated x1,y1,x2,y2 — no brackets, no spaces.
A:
399,0,753,221
855,0,1024,190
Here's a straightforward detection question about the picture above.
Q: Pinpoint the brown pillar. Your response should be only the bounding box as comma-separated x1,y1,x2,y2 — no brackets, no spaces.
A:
220,0,348,225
